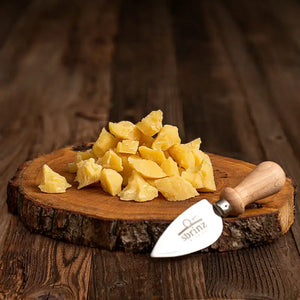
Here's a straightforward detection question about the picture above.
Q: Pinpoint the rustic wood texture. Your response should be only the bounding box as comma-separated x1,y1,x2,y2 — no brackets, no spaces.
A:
0,0,299,299
6,146,295,253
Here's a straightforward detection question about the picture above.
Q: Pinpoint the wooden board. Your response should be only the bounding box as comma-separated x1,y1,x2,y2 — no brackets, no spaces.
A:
7,145,295,253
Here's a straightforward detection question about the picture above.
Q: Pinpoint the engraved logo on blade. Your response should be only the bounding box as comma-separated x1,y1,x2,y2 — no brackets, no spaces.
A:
178,216,207,242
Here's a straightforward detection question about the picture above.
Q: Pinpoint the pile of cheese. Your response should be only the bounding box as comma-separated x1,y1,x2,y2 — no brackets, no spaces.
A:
38,110,216,201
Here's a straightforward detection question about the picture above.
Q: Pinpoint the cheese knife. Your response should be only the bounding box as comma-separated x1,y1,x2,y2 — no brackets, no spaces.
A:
151,161,286,258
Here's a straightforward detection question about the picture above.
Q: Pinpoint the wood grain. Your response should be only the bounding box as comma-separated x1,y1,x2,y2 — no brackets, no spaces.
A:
0,0,30,49
209,0,300,254
171,0,263,162
202,234,300,299
0,0,119,298
0,0,299,299
221,161,286,215
109,0,184,136
0,216,92,299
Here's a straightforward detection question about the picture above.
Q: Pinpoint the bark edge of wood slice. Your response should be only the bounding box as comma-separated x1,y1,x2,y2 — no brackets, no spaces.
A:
6,145,295,253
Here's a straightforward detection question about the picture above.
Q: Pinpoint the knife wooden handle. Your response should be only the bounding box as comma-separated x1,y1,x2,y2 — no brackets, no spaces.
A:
220,161,286,216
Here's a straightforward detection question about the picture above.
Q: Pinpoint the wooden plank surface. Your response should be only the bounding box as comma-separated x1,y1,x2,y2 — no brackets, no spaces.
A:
0,0,299,299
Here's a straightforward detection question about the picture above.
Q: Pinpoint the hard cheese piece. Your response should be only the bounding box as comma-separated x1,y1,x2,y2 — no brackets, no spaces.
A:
119,154,133,186
98,149,123,172
39,164,71,193
160,157,180,176
100,168,123,196
93,128,118,158
128,156,166,179
164,150,170,158
152,125,181,151
118,171,158,202
75,158,102,189
181,168,203,189
154,175,199,201
139,133,154,148
136,110,163,136
116,140,139,154
199,159,216,192
68,149,96,173
138,146,166,165
182,138,202,150
168,144,195,170
192,149,212,167
109,121,141,140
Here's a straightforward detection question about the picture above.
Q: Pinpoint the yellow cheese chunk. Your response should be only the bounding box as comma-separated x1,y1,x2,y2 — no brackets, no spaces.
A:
136,110,163,136
93,128,118,158
192,149,212,167
75,158,102,189
118,171,158,202
139,133,154,148
178,167,185,175
181,168,203,189
154,176,198,201
202,152,212,165
116,140,139,154
98,149,123,172
138,146,166,165
160,157,179,176
145,178,156,186
192,149,209,166
100,168,123,196
128,156,166,179
109,121,141,140
192,149,205,166
68,149,96,173
152,125,181,151
164,150,170,158
199,160,216,192
39,164,71,193
168,144,195,170
119,154,133,186
182,138,202,150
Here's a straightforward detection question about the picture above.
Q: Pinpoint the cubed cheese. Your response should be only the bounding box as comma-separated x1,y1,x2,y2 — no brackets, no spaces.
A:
39,164,71,193
199,159,216,192
181,168,203,189
182,138,201,150
75,158,102,189
116,140,139,154
93,128,117,158
138,146,166,165
154,176,198,201
139,133,154,148
136,110,163,136
100,168,123,196
152,125,181,151
168,144,195,170
118,171,158,202
119,154,133,186
160,157,179,176
68,149,96,173
97,149,123,172
193,149,213,166
128,156,166,179
109,121,141,140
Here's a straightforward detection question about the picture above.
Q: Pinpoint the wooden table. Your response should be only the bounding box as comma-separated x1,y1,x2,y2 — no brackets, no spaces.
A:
0,0,299,299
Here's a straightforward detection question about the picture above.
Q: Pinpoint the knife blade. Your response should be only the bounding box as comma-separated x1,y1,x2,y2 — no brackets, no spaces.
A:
151,161,286,258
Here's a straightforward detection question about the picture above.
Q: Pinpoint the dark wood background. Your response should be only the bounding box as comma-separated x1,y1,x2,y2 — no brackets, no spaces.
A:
0,0,299,299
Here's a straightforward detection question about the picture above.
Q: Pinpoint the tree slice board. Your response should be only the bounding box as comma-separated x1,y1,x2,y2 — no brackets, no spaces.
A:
7,145,295,253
